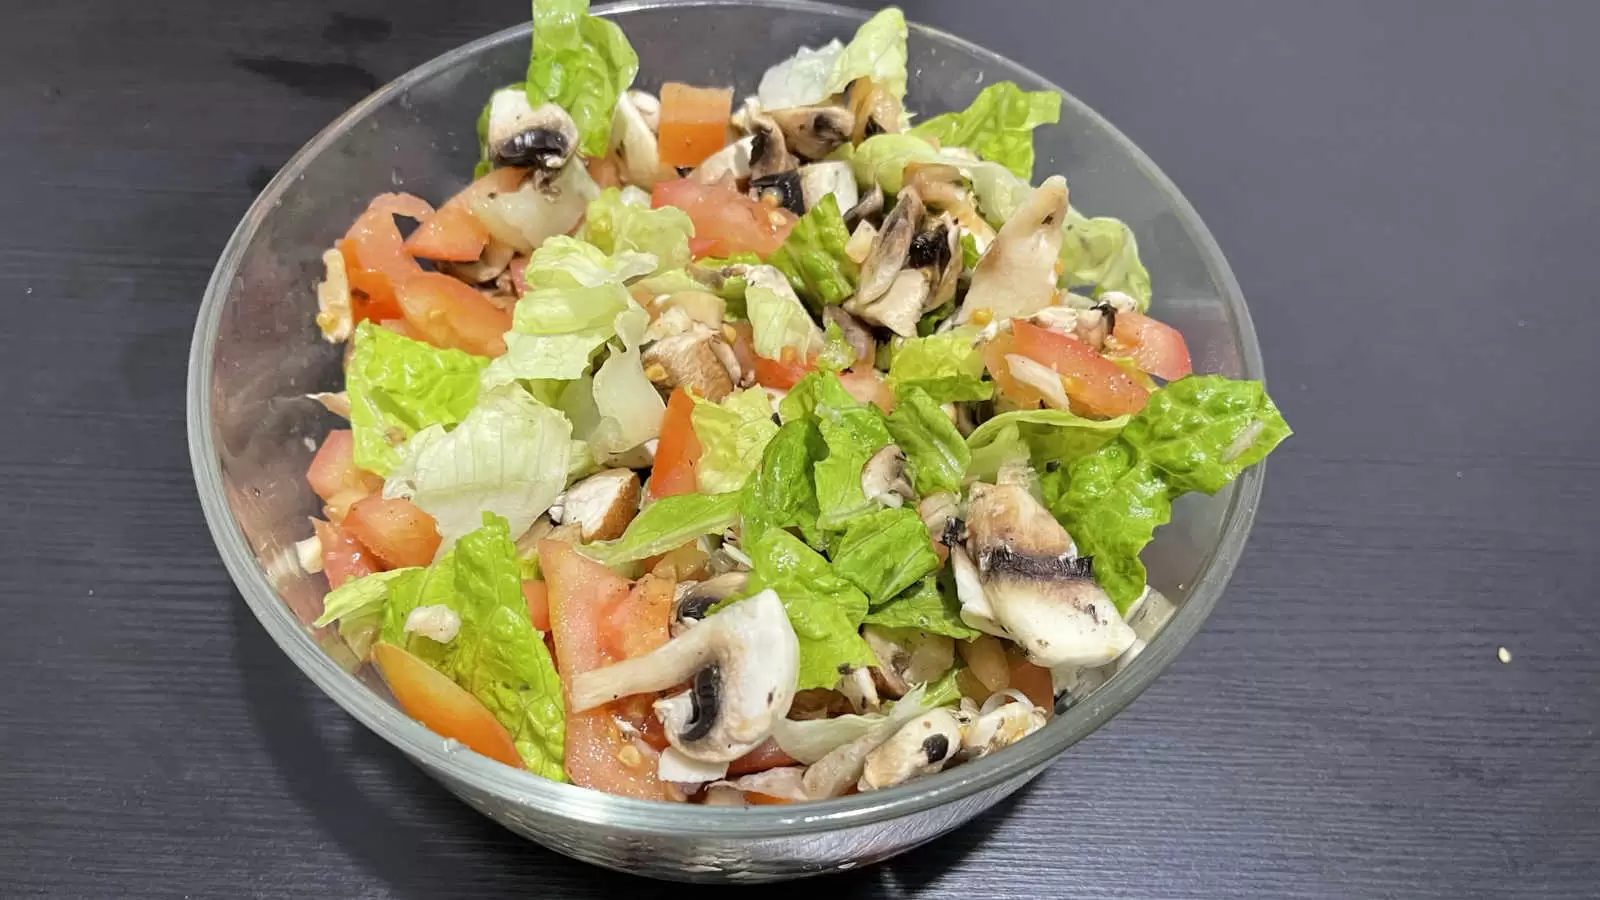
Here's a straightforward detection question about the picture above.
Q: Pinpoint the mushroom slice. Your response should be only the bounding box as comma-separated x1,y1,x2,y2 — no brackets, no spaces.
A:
844,185,884,230
642,326,736,402
440,237,517,286
857,707,967,792
861,445,914,508
314,248,353,342
846,78,903,142
905,162,996,254
609,90,663,189
709,766,810,803
957,175,1070,325
553,468,640,543
958,695,1047,761
863,625,956,699
822,306,875,364
693,136,754,186
844,220,878,265
568,590,800,764
848,268,931,337
908,218,963,311
964,481,1136,668
767,105,855,160
657,746,729,786
746,112,799,181
626,89,661,132
671,572,750,636
749,171,805,216
485,87,578,174
798,161,859,213
850,185,924,307
837,666,881,714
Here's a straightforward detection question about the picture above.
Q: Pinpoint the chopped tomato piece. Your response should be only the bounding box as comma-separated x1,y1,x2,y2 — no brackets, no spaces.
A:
1007,651,1055,711
522,580,550,633
371,641,524,768
727,738,798,776
404,167,526,263
1006,319,1150,417
657,83,734,167
340,193,434,322
1109,311,1193,381
650,387,702,499
540,540,677,801
752,349,815,390
652,177,794,258
342,496,441,569
613,693,672,751
602,574,675,662
981,331,1048,410
746,791,796,806
306,430,382,521
394,271,511,357
586,155,624,191
312,518,379,588
838,367,895,414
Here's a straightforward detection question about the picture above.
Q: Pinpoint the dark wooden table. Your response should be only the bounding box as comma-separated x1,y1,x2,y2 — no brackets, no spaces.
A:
5,1,1597,896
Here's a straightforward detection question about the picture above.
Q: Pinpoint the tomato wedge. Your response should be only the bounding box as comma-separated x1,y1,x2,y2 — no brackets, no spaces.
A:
652,177,794,258
727,738,798,776
752,349,815,390
657,82,734,167
340,193,434,323
602,574,675,662
650,387,702,499
371,641,523,768
1004,319,1149,417
1109,310,1193,381
404,167,526,263
1006,650,1055,711
540,540,677,801
522,580,550,633
306,430,382,521
394,271,511,357
312,518,379,588
342,496,441,569
838,367,895,414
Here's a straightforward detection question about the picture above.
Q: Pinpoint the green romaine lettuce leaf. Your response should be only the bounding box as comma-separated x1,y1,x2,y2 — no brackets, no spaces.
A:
831,508,941,607
850,133,945,195
524,0,639,158
807,376,895,531
523,235,656,294
739,418,826,546
765,193,857,308
744,528,874,691
577,187,693,273
816,319,857,373
345,322,488,476
746,270,824,361
909,82,1062,179
578,491,741,567
823,8,909,102
965,408,1129,482
384,385,572,549
756,39,844,110
313,567,421,659
886,328,992,404
691,387,780,495
885,386,969,496
1060,210,1152,308
862,577,982,640
777,369,860,423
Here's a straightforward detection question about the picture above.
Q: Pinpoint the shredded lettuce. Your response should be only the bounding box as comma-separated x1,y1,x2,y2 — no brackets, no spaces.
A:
765,193,857,309
523,235,656,294
831,507,941,606
798,373,895,531
965,408,1129,482
577,187,693,274
770,677,957,764
691,387,780,494
756,8,908,110
745,269,824,361
909,82,1061,179
862,576,981,640
1059,210,1152,309
577,491,741,567
313,567,420,659
744,528,874,691
586,305,664,462
383,385,573,550
885,386,969,496
850,133,945,195
1052,376,1291,610
777,368,860,423
757,40,843,109
345,323,488,477
885,328,992,404
740,418,826,546
524,0,639,158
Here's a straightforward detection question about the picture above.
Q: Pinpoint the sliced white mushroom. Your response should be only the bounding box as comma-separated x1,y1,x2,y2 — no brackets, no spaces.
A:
693,136,754,186
958,695,1047,761
307,391,351,419
568,590,799,763
857,707,967,792
863,626,956,699
554,468,640,542
917,491,963,550
746,112,798,181
469,161,598,253
950,544,1009,638
657,746,729,786
606,438,657,471
844,185,884,229
904,163,996,254
957,175,1070,325
643,326,736,402
850,268,931,337
403,604,461,643
609,91,663,189
844,220,878,265
706,766,810,805
798,160,859,213
485,87,578,173
767,105,855,160
440,236,517,285
964,481,1136,668
837,666,881,714
850,186,924,307
313,248,353,342
822,306,875,364
861,444,914,508
295,533,323,574
671,572,749,636
845,77,902,141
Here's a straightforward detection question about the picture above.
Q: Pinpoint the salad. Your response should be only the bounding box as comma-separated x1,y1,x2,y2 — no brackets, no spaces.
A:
299,2,1290,805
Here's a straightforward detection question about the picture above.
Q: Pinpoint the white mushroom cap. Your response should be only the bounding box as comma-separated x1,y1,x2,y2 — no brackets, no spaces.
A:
609,91,663,189
857,707,967,792
568,590,799,764
485,87,578,172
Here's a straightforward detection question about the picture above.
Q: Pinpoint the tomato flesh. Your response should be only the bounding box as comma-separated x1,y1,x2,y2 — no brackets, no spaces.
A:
312,518,380,588
1110,311,1193,381
522,580,550,633
838,368,896,414
1006,650,1056,712
602,574,674,662
372,641,524,768
342,496,441,569
1006,319,1150,417
657,83,734,167
727,738,798,776
394,271,511,357
650,387,702,499
752,352,815,390
404,167,526,263
340,193,433,322
652,178,794,258
306,430,382,521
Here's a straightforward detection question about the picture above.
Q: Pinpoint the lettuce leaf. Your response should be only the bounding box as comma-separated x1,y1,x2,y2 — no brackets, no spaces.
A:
823,8,909,102
765,193,857,309
740,418,826,546
577,491,741,567
909,82,1062,179
691,387,780,495
744,528,874,691
885,386,969,496
345,322,488,476
885,328,992,404
862,576,982,640
965,408,1129,482
831,508,941,607
586,307,664,461
524,0,639,158
746,268,824,361
850,133,945,195
756,39,844,109
806,375,895,531
1060,210,1152,309
1052,376,1291,610
313,567,421,659
777,368,860,423
383,385,573,549
577,187,693,274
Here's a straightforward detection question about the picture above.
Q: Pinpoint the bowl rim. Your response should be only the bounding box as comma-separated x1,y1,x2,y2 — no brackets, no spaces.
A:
188,0,1265,838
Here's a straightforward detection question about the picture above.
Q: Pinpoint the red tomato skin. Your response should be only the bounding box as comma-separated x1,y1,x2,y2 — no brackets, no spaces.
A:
306,430,383,520
652,178,794,258
657,83,735,167
1008,319,1149,418
312,518,380,588
371,641,524,768
394,272,511,357
650,387,702,499
340,193,433,321
751,354,815,390
342,496,441,569
522,581,551,633
1110,311,1193,381
404,167,526,263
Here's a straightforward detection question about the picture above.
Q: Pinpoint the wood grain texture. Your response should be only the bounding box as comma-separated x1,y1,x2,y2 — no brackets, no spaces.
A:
2,0,1597,897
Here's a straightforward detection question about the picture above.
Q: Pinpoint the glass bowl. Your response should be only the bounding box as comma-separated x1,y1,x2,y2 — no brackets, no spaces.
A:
188,0,1265,882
